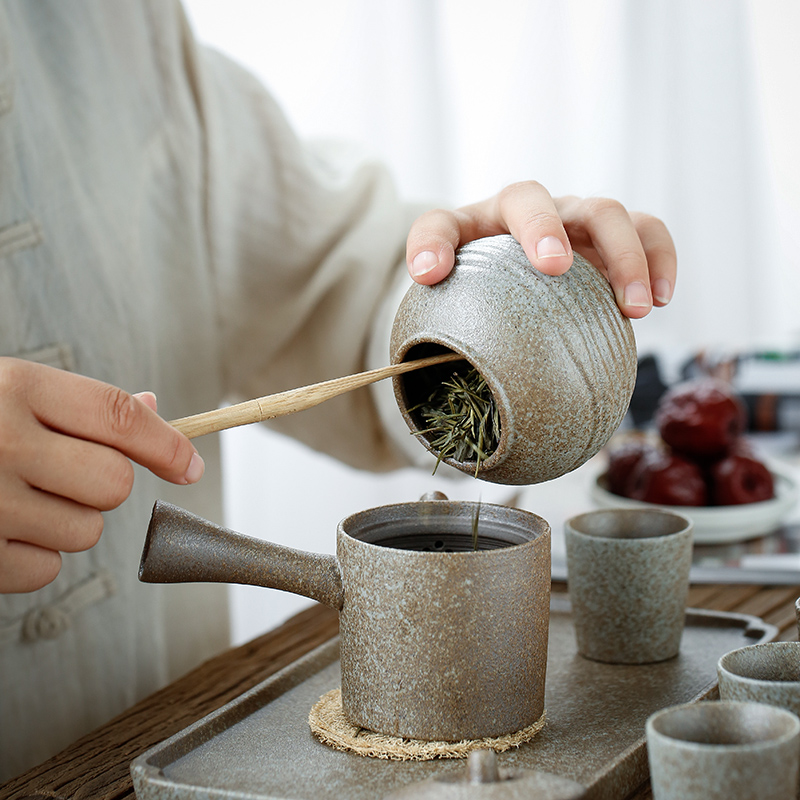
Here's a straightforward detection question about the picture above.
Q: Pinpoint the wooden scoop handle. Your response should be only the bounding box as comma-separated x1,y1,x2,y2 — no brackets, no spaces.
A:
170,352,463,439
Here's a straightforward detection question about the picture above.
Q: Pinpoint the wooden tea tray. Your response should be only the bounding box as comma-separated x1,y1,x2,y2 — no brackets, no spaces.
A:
130,596,776,800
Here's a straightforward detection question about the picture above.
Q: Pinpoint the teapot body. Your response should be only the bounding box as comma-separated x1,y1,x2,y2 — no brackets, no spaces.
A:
337,498,551,741
140,496,551,742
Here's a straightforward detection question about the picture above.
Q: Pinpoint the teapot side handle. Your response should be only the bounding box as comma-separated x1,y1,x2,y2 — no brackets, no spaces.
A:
139,501,344,611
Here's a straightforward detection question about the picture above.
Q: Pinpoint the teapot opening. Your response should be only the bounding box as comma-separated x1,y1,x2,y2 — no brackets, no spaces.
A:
398,344,501,474
368,529,521,553
344,503,540,554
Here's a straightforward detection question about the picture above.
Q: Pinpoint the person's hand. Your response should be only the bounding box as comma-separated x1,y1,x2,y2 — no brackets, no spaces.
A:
0,359,204,593
405,182,676,319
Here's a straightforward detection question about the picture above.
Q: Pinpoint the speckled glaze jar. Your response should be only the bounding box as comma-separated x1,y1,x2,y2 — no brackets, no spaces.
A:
140,496,551,742
390,235,637,485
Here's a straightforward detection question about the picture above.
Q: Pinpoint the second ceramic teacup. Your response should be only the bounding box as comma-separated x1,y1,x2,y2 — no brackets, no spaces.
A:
646,700,800,800
565,508,693,664
718,641,800,717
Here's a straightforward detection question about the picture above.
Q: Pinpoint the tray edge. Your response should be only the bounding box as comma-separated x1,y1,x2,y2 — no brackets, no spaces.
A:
131,637,341,800
131,602,780,800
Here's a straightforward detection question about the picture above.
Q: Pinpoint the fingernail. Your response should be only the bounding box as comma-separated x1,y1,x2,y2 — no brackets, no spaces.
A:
535,236,568,260
133,391,158,410
184,452,205,484
623,281,651,308
410,250,439,277
653,278,673,304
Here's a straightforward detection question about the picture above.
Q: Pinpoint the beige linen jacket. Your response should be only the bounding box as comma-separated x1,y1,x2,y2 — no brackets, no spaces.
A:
0,0,416,779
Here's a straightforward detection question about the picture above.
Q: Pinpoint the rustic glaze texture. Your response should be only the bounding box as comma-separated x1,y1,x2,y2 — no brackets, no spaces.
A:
140,497,551,742
390,234,637,485
128,603,776,800
338,499,551,741
382,750,587,799
796,596,800,637
646,701,800,800
717,641,800,716
565,509,693,664
139,501,344,609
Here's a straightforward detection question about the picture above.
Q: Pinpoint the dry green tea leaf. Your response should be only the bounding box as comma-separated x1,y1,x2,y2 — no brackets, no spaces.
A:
411,366,500,477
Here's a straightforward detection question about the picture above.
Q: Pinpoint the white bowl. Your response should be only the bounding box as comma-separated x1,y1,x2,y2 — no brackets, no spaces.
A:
591,464,800,545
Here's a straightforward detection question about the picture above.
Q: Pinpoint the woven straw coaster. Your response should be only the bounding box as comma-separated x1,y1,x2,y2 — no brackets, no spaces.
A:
308,688,546,761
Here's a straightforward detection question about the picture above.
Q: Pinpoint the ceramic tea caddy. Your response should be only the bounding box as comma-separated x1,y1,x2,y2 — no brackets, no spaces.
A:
390,234,637,485
139,494,551,742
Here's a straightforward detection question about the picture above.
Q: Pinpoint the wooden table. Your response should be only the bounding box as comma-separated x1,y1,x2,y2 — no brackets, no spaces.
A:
3,582,799,800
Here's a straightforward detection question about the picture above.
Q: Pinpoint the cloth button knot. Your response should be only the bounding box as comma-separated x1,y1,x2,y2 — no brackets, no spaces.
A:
1,570,115,645
22,605,71,641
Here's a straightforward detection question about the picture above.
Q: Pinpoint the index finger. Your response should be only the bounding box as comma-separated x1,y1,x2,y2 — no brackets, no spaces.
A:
556,197,677,319
406,181,575,285
23,363,204,485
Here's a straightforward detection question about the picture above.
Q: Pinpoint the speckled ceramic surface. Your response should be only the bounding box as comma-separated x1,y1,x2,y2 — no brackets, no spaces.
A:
140,497,551,742
795,596,799,637
382,750,587,799
565,509,693,664
129,597,778,800
646,701,800,800
389,234,637,485
717,641,800,716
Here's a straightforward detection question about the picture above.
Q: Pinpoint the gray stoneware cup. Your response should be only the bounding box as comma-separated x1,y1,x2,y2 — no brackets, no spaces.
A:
646,700,800,800
796,596,800,637
139,495,551,742
565,508,693,664
390,234,637,485
718,641,800,717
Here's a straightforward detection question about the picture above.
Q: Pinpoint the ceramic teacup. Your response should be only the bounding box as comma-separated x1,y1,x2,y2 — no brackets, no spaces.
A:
565,508,693,664
646,700,800,800
718,641,800,717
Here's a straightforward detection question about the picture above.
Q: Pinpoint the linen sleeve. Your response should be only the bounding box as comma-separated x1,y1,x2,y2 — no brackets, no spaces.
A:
186,37,424,472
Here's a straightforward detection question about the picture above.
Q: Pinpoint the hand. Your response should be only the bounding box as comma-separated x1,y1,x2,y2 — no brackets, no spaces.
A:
405,181,676,319
0,359,204,593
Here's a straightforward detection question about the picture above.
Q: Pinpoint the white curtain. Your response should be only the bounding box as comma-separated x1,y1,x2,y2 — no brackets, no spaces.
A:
184,0,800,643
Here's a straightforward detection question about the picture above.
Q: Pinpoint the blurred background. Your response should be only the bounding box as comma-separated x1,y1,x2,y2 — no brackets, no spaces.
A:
182,0,800,643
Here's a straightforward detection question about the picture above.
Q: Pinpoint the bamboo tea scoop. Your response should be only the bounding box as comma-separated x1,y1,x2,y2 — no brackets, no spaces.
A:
170,352,463,439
